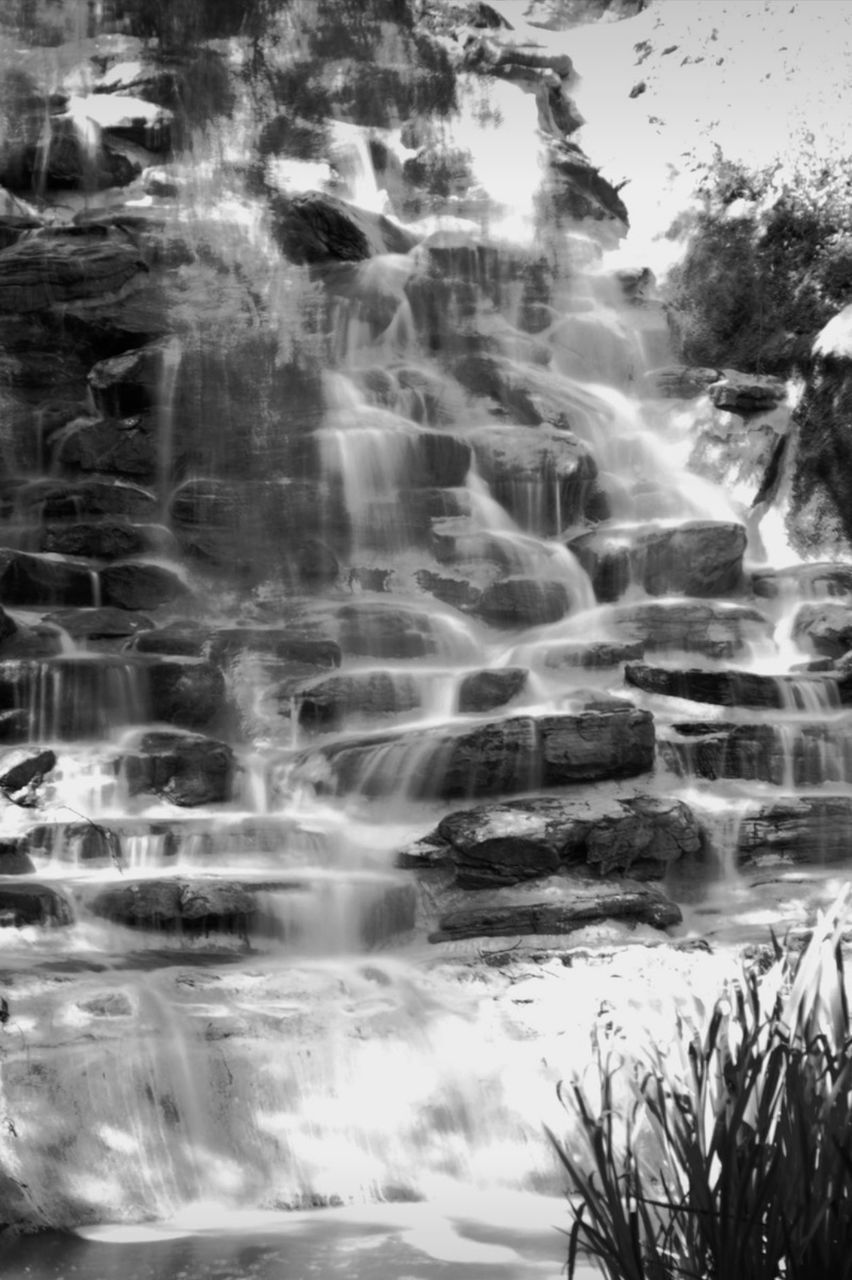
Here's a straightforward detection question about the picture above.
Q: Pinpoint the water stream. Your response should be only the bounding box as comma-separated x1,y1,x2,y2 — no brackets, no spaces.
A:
0,2,849,1275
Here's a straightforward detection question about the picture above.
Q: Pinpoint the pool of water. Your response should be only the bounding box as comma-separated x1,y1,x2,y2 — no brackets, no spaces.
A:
2,1199,600,1280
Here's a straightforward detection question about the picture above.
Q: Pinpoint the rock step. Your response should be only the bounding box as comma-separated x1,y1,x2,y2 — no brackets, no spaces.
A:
660,719,852,788
0,548,189,611
599,599,774,659
568,519,747,603
290,698,655,801
11,814,347,871
400,793,701,887
736,794,852,867
428,874,681,943
625,662,851,710
81,872,415,947
0,655,226,740
752,562,852,601
292,665,529,730
0,872,415,947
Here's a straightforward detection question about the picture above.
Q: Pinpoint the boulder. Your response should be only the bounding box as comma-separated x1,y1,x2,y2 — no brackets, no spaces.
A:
736,795,852,866
88,878,255,935
0,228,146,314
709,373,786,415
0,748,57,801
18,477,158,520
296,700,654,800
542,640,644,669
625,662,852,710
642,366,722,399
434,794,699,887
429,875,681,943
270,191,419,265
751,563,852,600
100,562,190,611
336,603,444,659
132,621,210,657
43,607,154,643
793,602,852,660
42,521,173,560
0,883,72,928
87,343,166,418
55,416,159,480
569,520,747,602
121,732,235,806
208,630,341,669
0,549,96,607
474,578,571,628
604,599,774,659
660,721,852,788
295,672,420,730
457,667,527,712
146,659,227,730
415,570,481,611
466,423,599,535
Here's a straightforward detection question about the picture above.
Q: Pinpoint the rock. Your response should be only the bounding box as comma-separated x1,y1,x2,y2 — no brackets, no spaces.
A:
415,570,481,611
88,878,255,935
270,191,419,265
43,607,154,643
100,562,190,611
793,602,852,660
18,477,158,520
396,835,453,870
208,630,341,669
0,608,17,648
87,343,167,418
0,883,72,928
709,373,786,414
0,215,43,250
0,839,35,874
545,141,629,226
25,821,121,866
429,874,681,943
457,667,527,712
146,659,228,730
466,423,599,535
132,621,210,657
295,672,420,730
0,549,96,607
296,700,654,800
55,416,159,480
0,748,57,801
336,603,444,659
569,521,747,602
475,578,571,628
752,563,852,600
736,795,852,866
42,520,172,560
659,721,852,788
625,662,852,710
542,640,644,669
0,229,147,314
604,599,774,659
643,366,722,399
121,732,235,806
433,793,700,887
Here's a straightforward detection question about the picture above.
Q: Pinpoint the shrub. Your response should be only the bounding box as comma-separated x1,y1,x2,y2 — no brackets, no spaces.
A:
549,893,852,1279
666,143,852,374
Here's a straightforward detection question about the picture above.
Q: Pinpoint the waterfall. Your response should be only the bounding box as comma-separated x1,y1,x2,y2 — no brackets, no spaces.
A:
0,1,849,1274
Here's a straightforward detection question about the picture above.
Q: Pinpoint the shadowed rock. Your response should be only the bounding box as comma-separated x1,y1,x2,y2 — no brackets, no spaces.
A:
475,578,571,628
121,732,235,806
570,520,747,602
625,661,852,710
270,191,419,265
458,667,528,712
660,721,852,788
429,874,681,942
737,795,852,866
0,229,146,313
605,599,774,659
0,883,72,928
432,793,699,887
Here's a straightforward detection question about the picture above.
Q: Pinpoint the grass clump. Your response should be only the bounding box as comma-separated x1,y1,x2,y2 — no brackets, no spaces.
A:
549,894,852,1280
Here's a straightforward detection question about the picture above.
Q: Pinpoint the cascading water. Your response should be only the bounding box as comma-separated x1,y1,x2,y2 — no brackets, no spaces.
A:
1,2,851,1277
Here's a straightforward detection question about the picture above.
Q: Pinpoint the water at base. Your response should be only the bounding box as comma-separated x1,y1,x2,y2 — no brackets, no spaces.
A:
4,1196,591,1280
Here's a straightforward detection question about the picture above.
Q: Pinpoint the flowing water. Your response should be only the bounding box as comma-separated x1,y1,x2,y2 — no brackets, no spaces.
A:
0,2,850,1276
